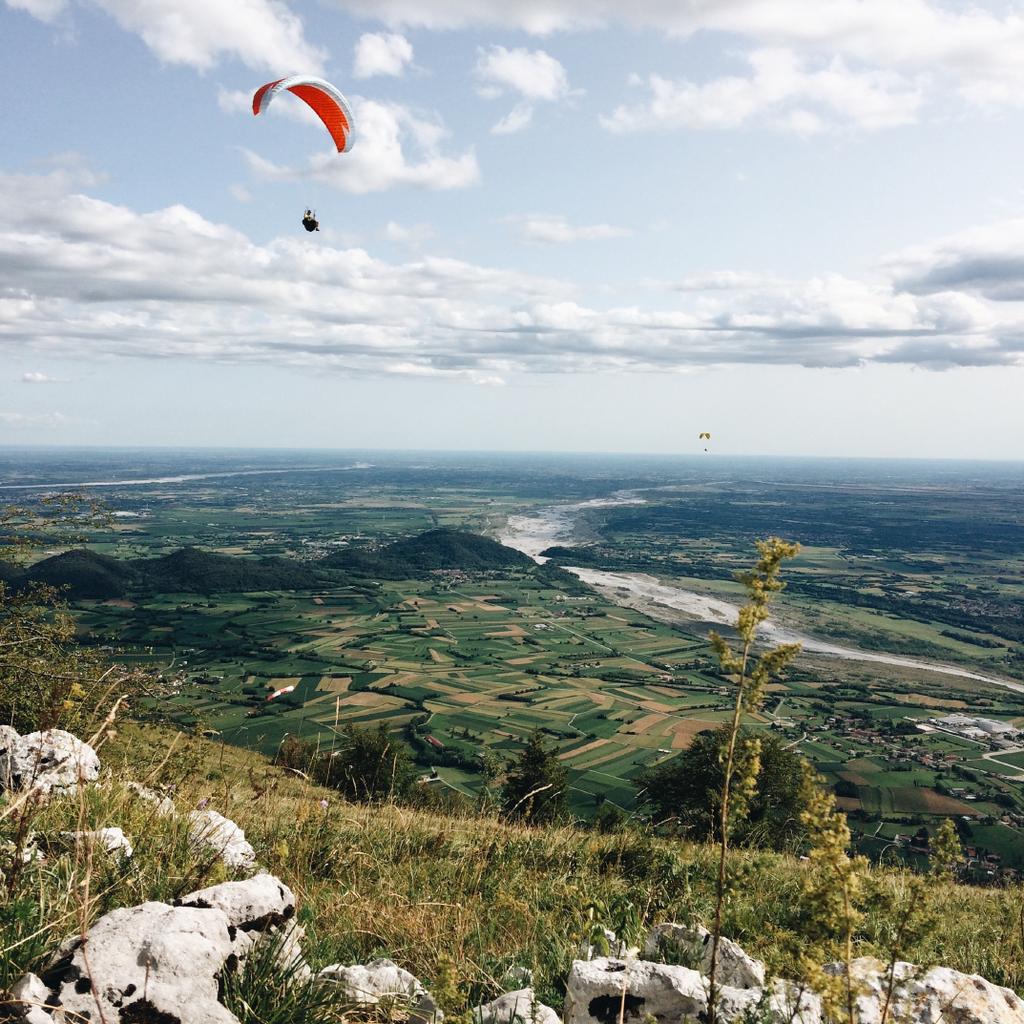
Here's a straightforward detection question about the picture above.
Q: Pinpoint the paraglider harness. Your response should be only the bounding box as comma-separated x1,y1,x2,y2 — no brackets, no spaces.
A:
302,209,320,232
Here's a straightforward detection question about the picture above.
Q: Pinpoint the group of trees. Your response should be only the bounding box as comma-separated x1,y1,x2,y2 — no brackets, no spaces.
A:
638,728,807,849
271,714,813,849
275,724,573,823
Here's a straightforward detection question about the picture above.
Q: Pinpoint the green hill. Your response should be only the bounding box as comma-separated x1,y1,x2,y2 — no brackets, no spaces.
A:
6,546,329,598
132,546,326,593
13,549,138,599
6,530,530,598
323,528,533,578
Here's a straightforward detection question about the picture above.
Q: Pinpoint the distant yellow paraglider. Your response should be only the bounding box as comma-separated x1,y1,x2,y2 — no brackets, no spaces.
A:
698,431,711,453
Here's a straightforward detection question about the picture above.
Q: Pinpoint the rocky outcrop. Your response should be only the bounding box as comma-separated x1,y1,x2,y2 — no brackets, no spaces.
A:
565,957,761,1024
564,938,1024,1024
317,958,443,1023
36,901,240,1023
179,873,308,979
7,873,311,1023
643,922,765,989
8,972,53,1024
0,728,100,797
178,872,294,931
10,893,1024,1024
476,988,561,1024
187,808,257,870
826,957,1024,1024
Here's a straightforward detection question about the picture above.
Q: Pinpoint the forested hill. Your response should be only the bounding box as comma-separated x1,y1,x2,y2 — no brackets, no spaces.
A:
3,547,327,598
4,529,535,597
136,548,326,594
0,549,138,599
322,528,534,577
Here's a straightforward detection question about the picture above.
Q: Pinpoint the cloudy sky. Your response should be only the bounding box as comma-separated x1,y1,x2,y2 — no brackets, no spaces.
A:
3,0,1024,458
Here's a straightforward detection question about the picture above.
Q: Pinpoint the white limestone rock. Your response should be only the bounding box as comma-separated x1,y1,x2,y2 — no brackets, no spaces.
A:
643,922,765,990
187,809,257,870
0,729,100,796
475,988,560,1024
1,835,45,865
179,872,295,930
0,725,19,776
8,971,55,1023
61,826,134,859
179,873,308,980
317,957,443,1023
40,901,240,1023
766,978,824,1024
826,957,1024,1024
565,956,759,1024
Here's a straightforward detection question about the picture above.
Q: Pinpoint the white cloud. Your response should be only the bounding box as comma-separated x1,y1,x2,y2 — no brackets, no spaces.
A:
229,183,253,203
21,371,65,383
0,167,1021,379
9,0,324,72
6,0,66,22
353,32,413,78
475,45,572,102
325,0,1024,114
675,271,782,291
218,88,256,117
512,214,632,245
602,49,923,135
887,218,1024,301
475,45,577,134
243,99,479,193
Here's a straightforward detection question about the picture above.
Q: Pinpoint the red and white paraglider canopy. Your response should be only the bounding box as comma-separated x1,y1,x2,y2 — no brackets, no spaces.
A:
252,75,356,153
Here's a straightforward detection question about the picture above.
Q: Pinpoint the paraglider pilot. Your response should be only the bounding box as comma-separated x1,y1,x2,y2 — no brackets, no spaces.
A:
302,209,319,232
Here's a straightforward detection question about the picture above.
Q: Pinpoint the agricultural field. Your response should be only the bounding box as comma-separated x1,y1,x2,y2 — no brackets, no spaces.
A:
75,573,736,817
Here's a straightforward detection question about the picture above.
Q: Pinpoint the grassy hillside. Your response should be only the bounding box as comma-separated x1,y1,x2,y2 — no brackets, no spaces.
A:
3,723,1021,1017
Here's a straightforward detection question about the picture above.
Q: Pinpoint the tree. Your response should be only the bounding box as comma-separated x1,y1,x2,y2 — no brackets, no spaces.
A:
317,723,416,802
501,731,568,825
637,727,807,850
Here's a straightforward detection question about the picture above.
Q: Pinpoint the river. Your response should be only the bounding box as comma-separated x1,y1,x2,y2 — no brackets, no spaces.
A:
499,498,1024,695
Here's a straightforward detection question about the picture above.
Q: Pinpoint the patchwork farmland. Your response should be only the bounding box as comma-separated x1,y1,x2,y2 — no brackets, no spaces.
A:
77,572,738,814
